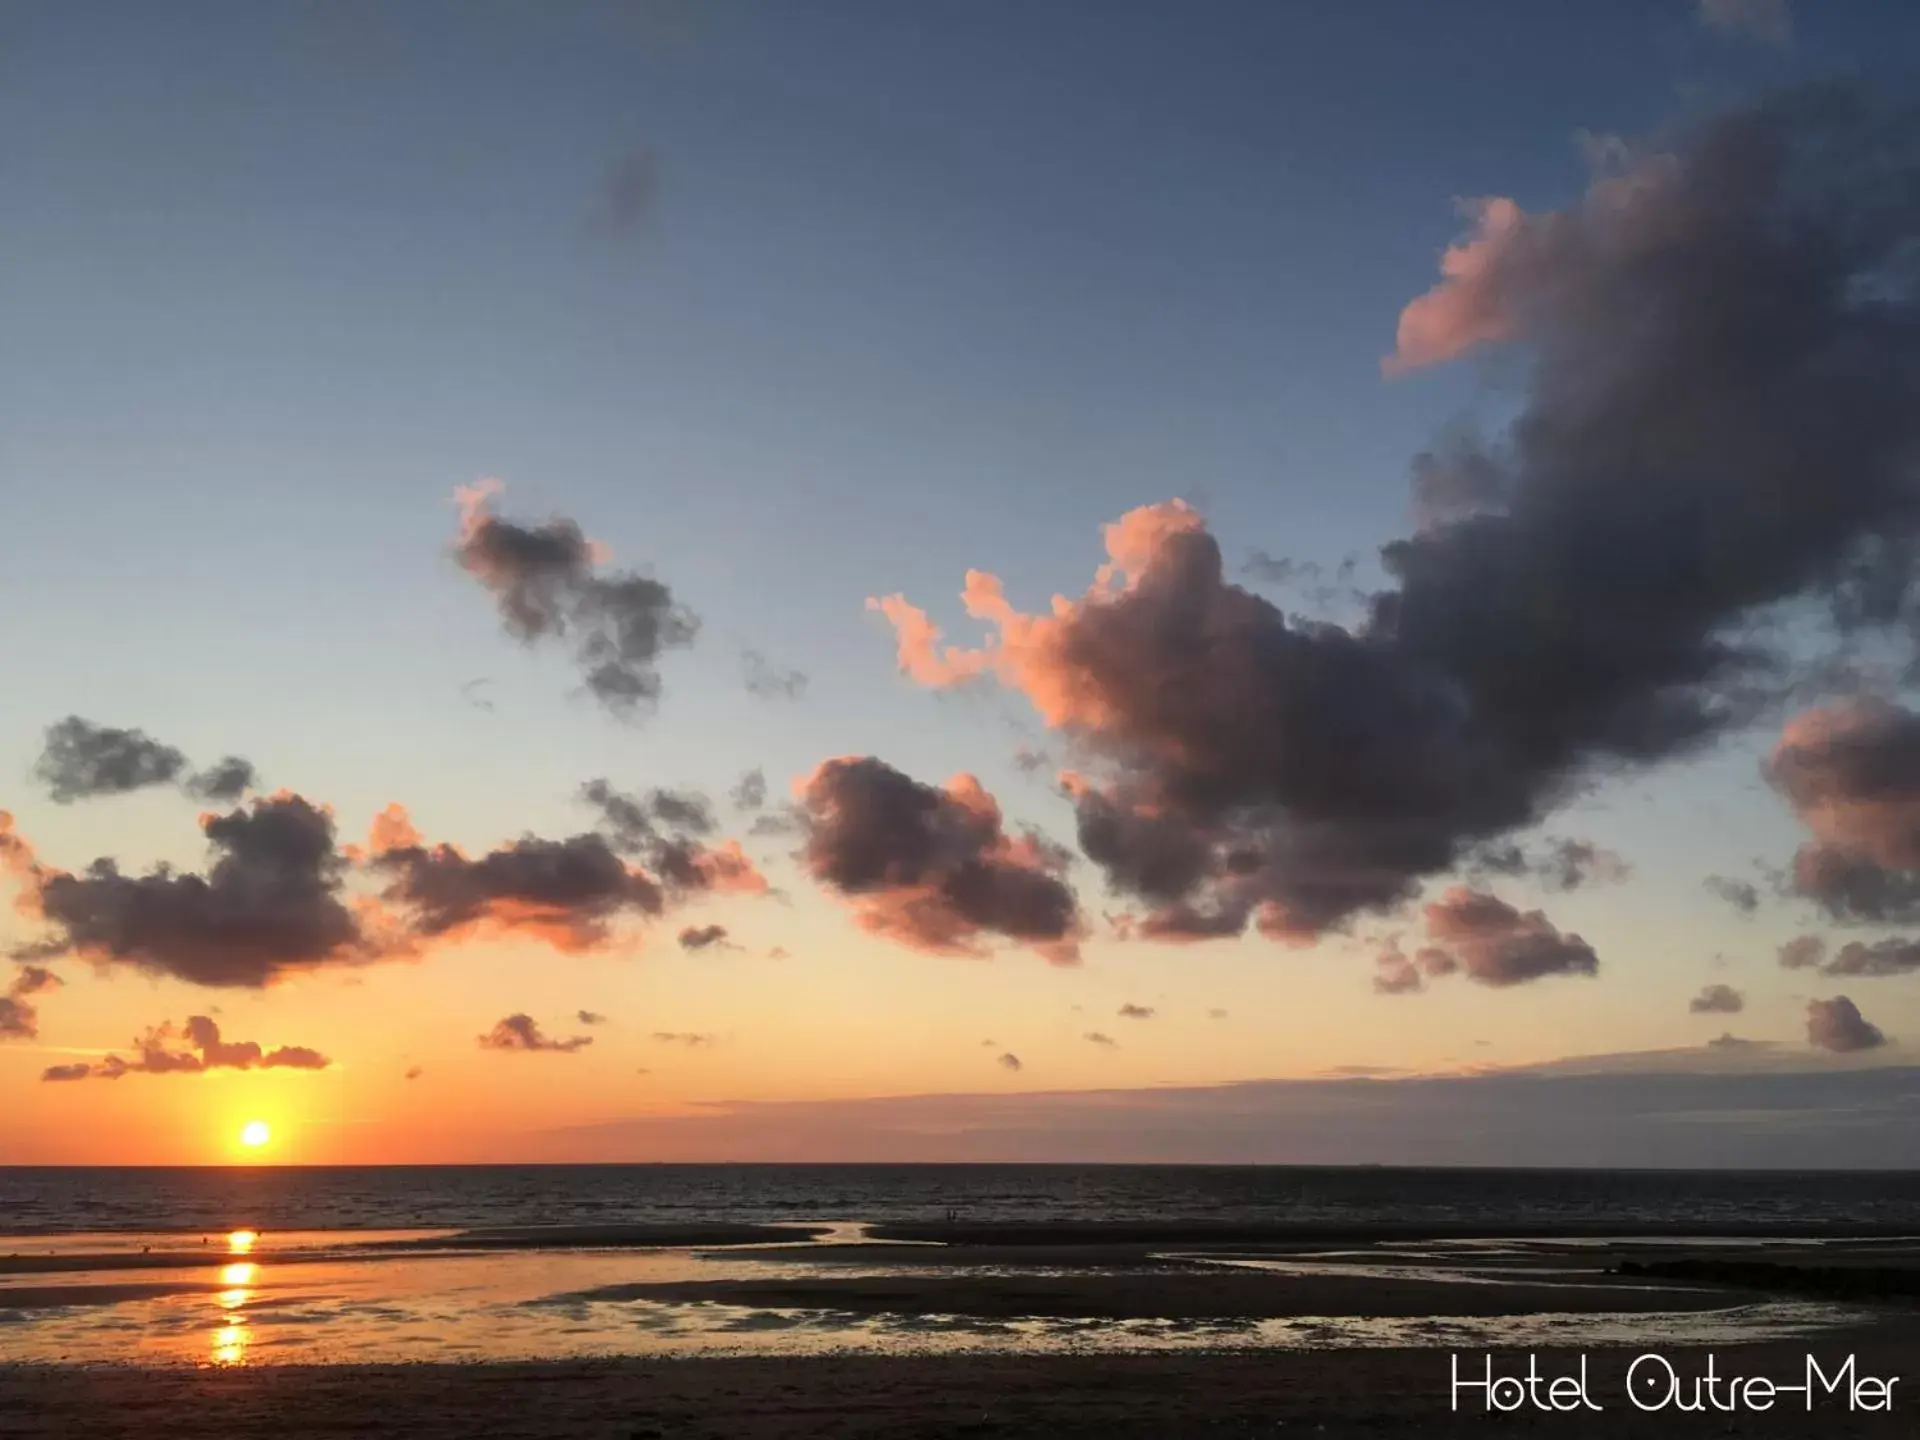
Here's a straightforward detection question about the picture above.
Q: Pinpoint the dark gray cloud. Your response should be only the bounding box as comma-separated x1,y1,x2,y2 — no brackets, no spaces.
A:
186,757,258,804
678,923,730,951
1422,889,1598,987
1468,837,1631,892
22,794,369,987
44,1015,331,1079
1117,1003,1155,1020
577,1010,607,1026
881,89,1920,948
1083,1031,1118,1047
33,717,257,806
478,1014,592,1054
729,768,768,812
34,717,186,803
1807,994,1886,1053
798,756,1082,961
741,649,808,701
1704,874,1762,915
454,481,698,719
1690,983,1745,1015
996,1052,1022,1072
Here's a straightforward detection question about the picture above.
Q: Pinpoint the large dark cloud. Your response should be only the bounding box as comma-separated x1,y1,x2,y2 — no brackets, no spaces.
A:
20,794,370,987
798,756,1082,961
43,1015,331,1080
454,481,698,719
478,1014,593,1054
33,716,257,806
1421,888,1598,987
874,89,1920,947
1806,994,1886,1053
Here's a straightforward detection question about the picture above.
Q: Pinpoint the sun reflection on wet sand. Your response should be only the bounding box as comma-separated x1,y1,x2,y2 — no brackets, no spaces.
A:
227,1230,258,1256
210,1320,249,1366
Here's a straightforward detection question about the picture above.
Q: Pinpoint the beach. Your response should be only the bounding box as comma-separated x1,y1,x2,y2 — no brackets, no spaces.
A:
5,1340,1917,1438
4,1217,1918,1435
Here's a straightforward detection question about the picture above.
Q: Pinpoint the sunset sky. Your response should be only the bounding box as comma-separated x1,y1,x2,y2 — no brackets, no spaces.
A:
7,0,1920,1165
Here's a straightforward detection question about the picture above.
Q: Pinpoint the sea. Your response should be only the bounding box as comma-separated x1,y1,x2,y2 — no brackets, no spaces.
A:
1,1167,1912,1366
4,1163,1920,1235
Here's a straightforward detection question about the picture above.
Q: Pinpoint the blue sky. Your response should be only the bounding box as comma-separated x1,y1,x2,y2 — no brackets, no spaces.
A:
4,0,1920,1163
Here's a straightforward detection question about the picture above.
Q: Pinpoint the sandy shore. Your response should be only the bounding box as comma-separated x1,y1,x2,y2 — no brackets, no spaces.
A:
3,1338,1915,1438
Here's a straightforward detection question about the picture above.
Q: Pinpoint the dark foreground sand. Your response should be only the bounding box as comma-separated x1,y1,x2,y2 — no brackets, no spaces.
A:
3,1339,1916,1439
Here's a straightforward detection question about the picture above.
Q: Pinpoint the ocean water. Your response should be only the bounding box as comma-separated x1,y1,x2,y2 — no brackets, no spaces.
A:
4,1163,1920,1236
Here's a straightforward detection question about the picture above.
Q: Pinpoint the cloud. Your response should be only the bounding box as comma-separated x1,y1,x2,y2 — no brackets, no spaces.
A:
767,945,789,959
996,1052,1022,1072
1697,0,1791,47
18,793,371,987
185,757,258,803
1767,702,1920,923
677,923,730,951
1777,934,1920,978
577,1010,607,1025
591,148,660,236
34,716,187,802
1690,983,1745,1014
741,649,808,701
651,1031,715,1047
873,92,1920,946
0,974,56,1044
1779,934,1826,969
1208,1007,1229,1020
44,1015,332,1079
797,756,1083,961
1083,1031,1118,1047
368,794,761,956
478,1014,593,1054
531,1059,1920,1166
1468,838,1631,892
1420,888,1598,987
730,769,768,811
1807,995,1886,1053
1117,1003,1155,1019
32,717,257,806
405,1066,424,1080
1371,943,1459,996
1704,875,1762,914
453,480,698,719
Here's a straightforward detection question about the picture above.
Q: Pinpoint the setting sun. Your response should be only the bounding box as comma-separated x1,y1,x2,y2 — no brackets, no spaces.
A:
239,1121,270,1150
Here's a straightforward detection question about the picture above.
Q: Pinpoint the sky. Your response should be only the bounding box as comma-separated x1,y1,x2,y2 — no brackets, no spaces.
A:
5,0,1920,1165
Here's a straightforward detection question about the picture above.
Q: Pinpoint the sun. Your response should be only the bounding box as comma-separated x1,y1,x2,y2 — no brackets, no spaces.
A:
239,1121,271,1150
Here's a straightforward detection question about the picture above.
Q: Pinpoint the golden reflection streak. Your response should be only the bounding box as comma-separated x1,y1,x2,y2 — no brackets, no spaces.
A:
211,1321,249,1366
227,1229,258,1255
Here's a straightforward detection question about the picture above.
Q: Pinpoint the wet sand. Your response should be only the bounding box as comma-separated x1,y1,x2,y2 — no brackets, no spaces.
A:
3,1338,1915,1438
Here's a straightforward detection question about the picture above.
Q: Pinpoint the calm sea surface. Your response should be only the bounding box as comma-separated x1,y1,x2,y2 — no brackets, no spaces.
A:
4,1164,1919,1235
